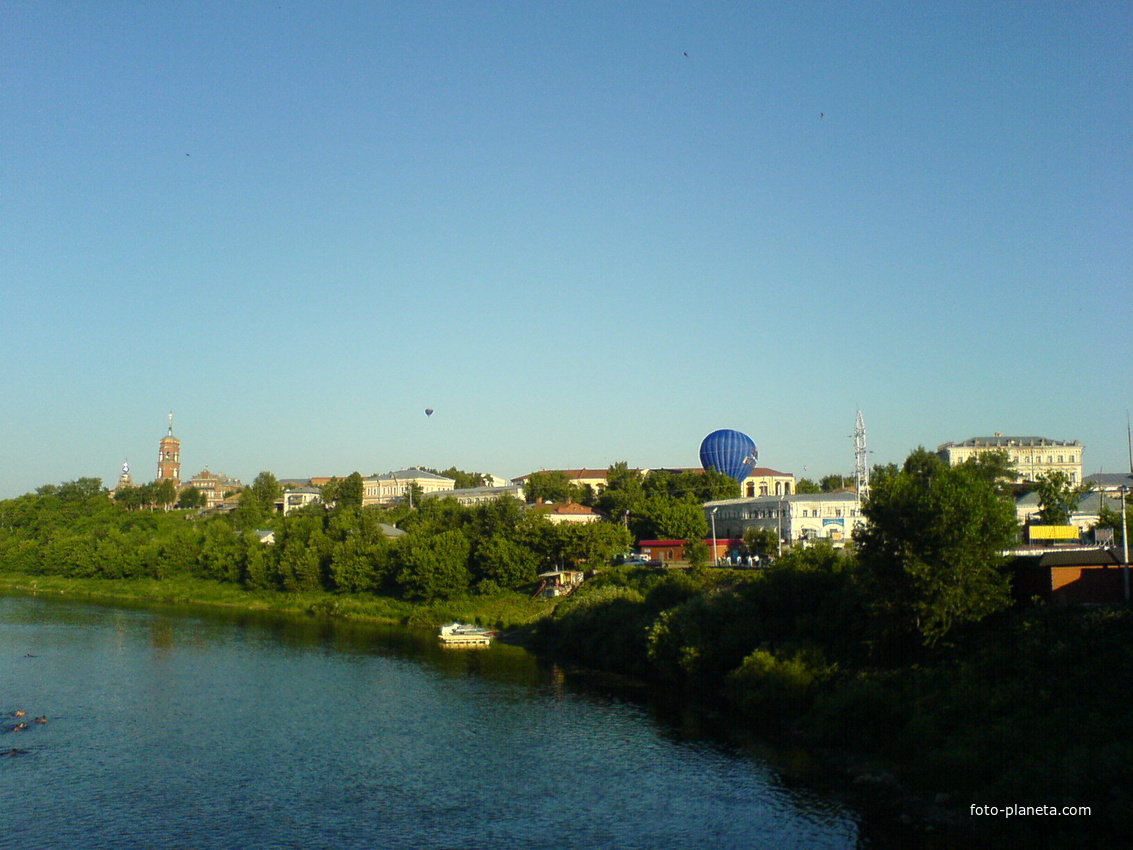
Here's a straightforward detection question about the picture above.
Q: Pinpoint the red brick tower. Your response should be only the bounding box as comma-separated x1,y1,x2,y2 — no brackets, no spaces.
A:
157,413,181,485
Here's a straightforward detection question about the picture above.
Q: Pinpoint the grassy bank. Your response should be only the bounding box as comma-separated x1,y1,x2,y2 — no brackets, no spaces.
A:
0,571,552,633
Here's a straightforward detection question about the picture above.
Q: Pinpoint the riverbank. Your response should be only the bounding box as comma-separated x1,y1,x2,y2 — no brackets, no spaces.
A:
0,572,551,633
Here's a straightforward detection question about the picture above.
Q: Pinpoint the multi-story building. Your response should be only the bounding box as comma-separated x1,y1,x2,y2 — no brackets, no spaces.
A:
424,484,526,506
514,466,796,500
703,491,865,547
186,468,244,509
737,467,795,498
936,434,1084,484
278,487,323,515
362,469,455,506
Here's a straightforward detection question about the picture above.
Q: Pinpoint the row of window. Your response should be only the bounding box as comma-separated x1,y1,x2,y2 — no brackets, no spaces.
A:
1022,455,1076,464
745,482,793,497
716,506,860,521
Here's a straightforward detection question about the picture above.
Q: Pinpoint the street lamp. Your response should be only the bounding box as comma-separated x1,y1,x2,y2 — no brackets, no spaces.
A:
710,507,719,567
1121,485,1130,602
777,498,784,558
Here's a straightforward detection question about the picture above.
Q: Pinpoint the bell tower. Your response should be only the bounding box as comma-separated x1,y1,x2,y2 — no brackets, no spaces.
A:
157,412,181,485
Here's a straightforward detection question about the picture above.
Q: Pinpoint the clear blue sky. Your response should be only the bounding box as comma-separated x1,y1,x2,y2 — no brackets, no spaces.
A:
3,1,1130,498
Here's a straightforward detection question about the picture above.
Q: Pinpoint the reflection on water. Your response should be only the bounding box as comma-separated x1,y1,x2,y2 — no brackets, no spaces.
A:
1,593,860,849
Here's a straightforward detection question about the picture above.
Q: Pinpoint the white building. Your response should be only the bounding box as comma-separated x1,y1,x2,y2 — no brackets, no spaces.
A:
704,491,865,547
424,484,526,506
277,486,322,515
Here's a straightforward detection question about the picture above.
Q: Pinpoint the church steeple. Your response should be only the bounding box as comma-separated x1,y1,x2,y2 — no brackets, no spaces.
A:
157,412,181,485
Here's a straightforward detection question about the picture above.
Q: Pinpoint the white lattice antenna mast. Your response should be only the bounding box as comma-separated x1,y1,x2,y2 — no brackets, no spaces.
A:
854,410,870,504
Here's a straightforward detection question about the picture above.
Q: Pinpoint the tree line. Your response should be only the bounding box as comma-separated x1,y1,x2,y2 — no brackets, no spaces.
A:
0,472,633,602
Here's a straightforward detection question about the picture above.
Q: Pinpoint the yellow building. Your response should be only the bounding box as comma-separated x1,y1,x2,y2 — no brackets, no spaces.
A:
937,433,1084,484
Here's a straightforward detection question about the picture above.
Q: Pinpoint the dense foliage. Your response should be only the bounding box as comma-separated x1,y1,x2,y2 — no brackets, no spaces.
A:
855,448,1021,648
0,477,630,601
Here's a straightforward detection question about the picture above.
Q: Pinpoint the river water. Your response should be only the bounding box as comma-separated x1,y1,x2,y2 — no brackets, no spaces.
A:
1,594,862,848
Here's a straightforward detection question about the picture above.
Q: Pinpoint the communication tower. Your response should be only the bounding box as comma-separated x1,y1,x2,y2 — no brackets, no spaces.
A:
854,410,870,505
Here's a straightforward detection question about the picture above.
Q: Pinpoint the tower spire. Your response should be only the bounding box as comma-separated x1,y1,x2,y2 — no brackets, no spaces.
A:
157,413,181,485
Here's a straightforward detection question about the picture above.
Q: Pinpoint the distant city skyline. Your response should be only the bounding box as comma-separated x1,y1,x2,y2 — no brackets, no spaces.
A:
3,2,1130,499
11,410,1126,501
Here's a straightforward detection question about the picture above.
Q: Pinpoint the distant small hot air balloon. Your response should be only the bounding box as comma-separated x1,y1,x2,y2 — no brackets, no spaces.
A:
424,408,434,418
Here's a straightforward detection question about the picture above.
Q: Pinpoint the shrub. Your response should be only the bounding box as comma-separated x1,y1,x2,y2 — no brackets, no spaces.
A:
726,646,837,720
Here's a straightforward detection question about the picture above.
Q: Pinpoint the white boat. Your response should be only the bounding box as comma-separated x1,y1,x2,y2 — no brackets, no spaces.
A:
438,622,494,647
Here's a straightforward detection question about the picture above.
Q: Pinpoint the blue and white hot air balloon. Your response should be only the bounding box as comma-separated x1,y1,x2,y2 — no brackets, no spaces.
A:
699,429,759,483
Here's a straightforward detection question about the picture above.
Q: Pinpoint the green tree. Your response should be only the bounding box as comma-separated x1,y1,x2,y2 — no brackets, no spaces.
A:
554,521,634,570
113,486,145,510
436,467,484,489
524,470,573,504
743,527,779,562
177,486,206,509
153,479,178,511
820,474,853,492
274,511,331,592
320,477,341,504
241,534,274,590
594,462,646,523
855,448,1020,648
198,520,243,583
794,478,822,494
395,529,473,600
251,471,281,510
328,534,392,594
336,472,365,510
638,497,708,542
644,468,739,503
1033,470,1092,526
236,471,281,525
684,538,710,568
472,534,540,592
